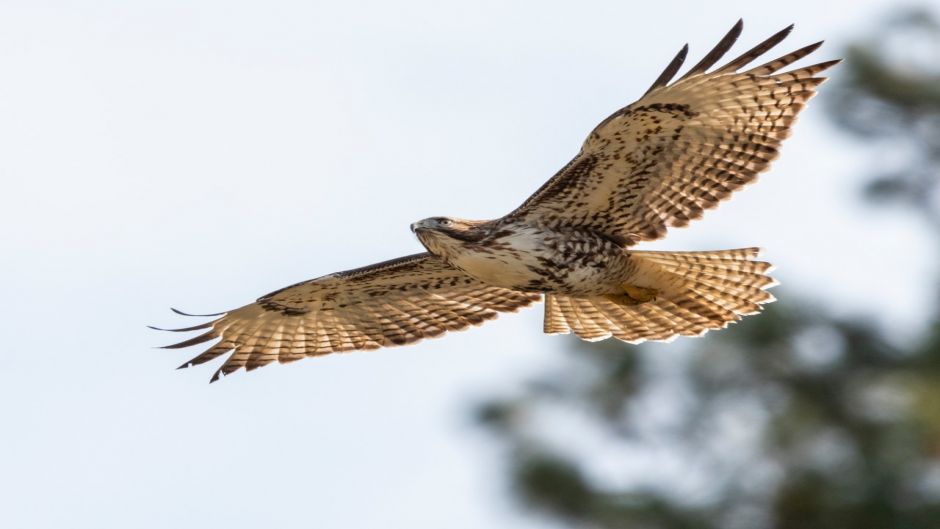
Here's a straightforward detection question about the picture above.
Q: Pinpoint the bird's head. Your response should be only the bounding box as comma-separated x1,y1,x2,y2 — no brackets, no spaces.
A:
411,216,487,257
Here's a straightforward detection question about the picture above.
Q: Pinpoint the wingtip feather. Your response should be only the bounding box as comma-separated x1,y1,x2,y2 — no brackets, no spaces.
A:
643,43,689,95
718,23,797,73
159,330,218,350
171,307,226,317
148,321,215,333
678,19,744,81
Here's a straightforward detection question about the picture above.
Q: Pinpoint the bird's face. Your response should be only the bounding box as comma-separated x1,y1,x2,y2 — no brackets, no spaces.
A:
411,216,486,257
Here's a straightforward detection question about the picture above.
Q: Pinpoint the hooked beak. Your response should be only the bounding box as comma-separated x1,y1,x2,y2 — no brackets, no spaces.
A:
411,220,433,234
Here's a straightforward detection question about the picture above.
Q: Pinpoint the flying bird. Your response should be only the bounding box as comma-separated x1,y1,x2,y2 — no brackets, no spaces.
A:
155,20,839,382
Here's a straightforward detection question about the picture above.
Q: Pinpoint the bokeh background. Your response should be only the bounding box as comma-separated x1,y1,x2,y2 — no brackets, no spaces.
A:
2,1,939,528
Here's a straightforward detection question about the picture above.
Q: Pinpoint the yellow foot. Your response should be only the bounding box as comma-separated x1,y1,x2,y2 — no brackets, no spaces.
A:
623,285,659,304
603,286,658,306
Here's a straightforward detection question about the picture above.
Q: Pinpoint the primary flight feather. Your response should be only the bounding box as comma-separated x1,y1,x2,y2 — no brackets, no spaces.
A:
155,20,839,382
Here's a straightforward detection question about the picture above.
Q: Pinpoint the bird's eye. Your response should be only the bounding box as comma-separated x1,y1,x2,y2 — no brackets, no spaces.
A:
439,219,453,227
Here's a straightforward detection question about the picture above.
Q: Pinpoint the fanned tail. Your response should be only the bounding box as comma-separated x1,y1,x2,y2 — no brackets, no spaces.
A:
544,248,776,344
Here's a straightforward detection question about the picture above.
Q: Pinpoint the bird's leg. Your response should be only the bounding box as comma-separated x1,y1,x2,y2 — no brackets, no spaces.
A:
606,285,659,305
624,285,658,302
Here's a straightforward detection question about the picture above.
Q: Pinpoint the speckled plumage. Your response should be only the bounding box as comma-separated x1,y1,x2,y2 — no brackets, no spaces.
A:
157,21,838,381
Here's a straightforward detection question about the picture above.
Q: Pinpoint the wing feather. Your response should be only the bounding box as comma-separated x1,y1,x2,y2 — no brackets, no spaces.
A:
158,253,541,381
717,24,794,73
508,21,840,244
677,19,743,81
643,44,689,96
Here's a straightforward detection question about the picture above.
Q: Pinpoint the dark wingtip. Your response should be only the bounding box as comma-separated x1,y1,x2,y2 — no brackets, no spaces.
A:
804,40,825,54
815,58,844,70
159,330,218,350
643,43,689,96
678,19,745,81
718,22,800,73
776,24,797,46
148,321,215,333
171,307,226,317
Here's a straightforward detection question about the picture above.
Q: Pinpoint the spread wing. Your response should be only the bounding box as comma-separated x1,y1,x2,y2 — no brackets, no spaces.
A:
508,20,840,243
155,253,541,382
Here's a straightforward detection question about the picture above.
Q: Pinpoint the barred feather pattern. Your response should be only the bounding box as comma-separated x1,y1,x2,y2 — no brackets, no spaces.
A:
156,21,836,381
158,253,540,382
510,21,840,244
544,248,776,343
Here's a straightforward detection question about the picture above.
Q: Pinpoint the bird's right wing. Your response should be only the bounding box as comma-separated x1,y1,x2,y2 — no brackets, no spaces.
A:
507,21,839,244
155,253,541,381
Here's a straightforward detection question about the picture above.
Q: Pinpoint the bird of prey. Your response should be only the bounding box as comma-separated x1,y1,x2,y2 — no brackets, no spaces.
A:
155,20,839,382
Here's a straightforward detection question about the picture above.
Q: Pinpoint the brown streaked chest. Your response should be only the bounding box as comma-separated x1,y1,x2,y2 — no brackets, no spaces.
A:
444,223,629,293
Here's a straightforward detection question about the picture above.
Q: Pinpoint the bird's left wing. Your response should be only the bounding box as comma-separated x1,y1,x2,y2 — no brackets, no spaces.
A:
156,253,541,382
508,21,840,244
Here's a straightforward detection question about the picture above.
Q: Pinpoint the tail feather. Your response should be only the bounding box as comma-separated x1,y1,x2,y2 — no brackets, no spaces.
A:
693,273,775,299
569,297,613,341
690,280,765,315
544,247,775,344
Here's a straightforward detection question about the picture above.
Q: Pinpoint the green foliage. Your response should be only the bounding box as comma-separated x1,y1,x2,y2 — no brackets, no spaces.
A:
826,9,940,226
479,10,940,529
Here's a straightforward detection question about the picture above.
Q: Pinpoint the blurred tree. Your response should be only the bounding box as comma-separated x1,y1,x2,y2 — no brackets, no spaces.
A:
478,10,940,529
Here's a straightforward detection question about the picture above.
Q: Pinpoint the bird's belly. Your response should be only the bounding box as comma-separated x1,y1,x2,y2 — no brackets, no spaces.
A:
449,251,542,289
447,229,628,294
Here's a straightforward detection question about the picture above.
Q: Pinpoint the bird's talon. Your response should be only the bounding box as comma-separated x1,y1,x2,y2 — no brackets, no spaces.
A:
623,285,659,303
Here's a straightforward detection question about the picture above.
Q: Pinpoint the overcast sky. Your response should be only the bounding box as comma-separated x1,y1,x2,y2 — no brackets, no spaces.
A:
1,1,934,528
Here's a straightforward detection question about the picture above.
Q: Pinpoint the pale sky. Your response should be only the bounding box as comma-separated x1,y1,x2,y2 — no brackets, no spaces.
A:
1,1,934,528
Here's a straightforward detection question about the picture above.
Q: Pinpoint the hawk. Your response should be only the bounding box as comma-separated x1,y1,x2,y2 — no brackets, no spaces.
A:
155,21,839,382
